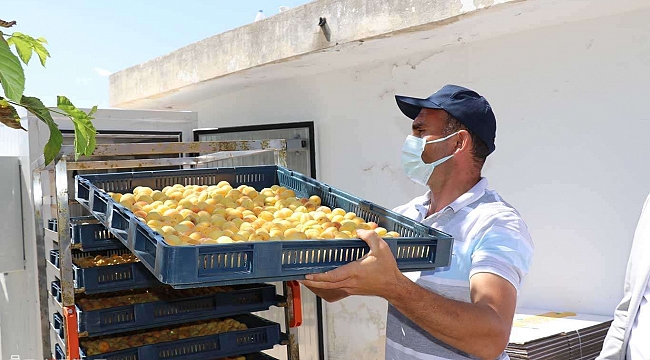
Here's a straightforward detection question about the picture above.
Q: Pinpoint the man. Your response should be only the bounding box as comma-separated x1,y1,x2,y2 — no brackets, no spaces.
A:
598,193,650,360
302,84,534,360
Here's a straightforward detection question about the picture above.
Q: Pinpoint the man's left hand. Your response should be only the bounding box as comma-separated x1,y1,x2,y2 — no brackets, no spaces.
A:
301,229,405,300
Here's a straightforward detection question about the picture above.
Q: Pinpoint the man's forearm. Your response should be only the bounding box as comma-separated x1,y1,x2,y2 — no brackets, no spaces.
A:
386,274,511,360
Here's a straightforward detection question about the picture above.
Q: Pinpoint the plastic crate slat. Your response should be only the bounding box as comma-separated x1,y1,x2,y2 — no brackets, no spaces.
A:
75,165,453,287
77,284,277,337
80,314,281,360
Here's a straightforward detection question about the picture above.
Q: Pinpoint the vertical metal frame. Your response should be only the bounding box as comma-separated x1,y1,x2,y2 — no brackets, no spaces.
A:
31,168,52,357
55,157,74,306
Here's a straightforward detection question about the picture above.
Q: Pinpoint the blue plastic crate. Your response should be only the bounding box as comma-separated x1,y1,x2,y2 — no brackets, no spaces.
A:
53,311,63,331
74,261,159,294
48,218,58,231
76,165,453,287
72,220,123,251
49,249,159,294
54,344,65,360
49,217,123,251
51,279,62,304
52,311,65,341
79,314,282,360
77,284,278,337
50,249,60,268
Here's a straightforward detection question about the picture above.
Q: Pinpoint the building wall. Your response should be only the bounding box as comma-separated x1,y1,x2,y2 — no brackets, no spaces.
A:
185,8,648,359
0,121,43,359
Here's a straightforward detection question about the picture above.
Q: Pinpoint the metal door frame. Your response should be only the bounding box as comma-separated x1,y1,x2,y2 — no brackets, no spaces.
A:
194,121,317,179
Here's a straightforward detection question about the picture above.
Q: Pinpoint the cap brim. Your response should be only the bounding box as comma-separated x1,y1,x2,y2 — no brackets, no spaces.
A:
395,95,443,120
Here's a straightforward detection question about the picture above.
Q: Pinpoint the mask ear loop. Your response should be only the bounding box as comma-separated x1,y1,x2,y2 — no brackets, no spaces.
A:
424,131,461,145
455,130,466,153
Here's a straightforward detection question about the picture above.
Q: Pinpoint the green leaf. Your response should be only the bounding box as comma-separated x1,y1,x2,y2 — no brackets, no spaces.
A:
7,35,32,64
21,96,63,165
88,105,98,118
9,32,50,67
57,96,97,159
32,40,50,67
37,37,48,44
0,32,26,103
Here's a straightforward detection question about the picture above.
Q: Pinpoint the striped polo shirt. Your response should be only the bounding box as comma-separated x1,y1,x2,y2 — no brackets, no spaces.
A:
386,178,534,360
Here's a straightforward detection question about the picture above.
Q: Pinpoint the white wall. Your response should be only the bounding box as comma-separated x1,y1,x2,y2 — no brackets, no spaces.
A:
187,8,650,359
0,121,43,359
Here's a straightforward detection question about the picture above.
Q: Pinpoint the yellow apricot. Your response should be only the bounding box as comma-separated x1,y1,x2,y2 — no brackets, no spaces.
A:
232,233,247,242
164,234,182,246
320,231,335,239
374,227,388,236
305,229,321,239
248,233,265,241
334,231,351,239
189,232,203,241
339,220,357,233
161,226,176,235
285,231,307,240
332,215,345,223
208,230,224,240
146,211,162,222
309,195,321,206
316,206,331,213
217,236,234,244
331,208,346,216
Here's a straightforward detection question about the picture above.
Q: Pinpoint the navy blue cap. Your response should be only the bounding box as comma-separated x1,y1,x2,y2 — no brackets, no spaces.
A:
395,84,497,155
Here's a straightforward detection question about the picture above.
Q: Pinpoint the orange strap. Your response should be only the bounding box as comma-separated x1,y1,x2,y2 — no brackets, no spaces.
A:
288,280,303,327
64,305,80,360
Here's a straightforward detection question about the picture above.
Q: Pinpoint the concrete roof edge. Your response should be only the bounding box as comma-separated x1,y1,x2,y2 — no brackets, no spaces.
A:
109,0,519,107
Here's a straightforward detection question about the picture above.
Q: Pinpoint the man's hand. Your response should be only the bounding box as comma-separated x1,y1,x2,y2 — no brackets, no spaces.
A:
302,287,349,303
301,229,405,300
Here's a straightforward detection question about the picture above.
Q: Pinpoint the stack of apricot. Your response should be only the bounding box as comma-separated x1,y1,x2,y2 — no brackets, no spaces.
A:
73,253,139,268
81,318,247,355
107,182,399,246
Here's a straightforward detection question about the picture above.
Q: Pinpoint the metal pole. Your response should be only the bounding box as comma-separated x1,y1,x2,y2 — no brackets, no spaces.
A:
32,168,52,358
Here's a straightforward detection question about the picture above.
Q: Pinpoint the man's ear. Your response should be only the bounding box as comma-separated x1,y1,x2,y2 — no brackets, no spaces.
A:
455,130,471,154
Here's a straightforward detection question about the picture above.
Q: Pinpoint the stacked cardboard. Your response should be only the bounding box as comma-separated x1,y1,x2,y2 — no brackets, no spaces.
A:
507,308,613,360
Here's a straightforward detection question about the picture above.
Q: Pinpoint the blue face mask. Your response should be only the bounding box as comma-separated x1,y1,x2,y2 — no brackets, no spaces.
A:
401,131,459,186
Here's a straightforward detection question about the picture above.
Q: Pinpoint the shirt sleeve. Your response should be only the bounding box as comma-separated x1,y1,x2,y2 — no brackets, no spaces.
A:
469,215,535,291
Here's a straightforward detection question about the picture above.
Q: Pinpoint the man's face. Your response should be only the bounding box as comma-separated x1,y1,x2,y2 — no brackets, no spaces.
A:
411,108,455,164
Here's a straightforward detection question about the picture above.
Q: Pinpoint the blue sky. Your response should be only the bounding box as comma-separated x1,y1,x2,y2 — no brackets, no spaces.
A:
3,0,311,109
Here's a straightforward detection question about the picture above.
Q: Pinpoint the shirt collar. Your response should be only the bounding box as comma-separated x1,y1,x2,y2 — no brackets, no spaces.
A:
414,178,489,215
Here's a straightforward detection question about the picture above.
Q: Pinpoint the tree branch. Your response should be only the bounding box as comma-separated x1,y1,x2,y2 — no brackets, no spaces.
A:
0,19,17,29
8,99,71,118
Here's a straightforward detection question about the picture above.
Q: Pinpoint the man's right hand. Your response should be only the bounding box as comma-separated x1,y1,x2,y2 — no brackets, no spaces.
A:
302,284,349,302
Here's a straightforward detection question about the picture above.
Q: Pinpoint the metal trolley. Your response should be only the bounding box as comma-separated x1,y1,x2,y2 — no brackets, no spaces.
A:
32,139,305,360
